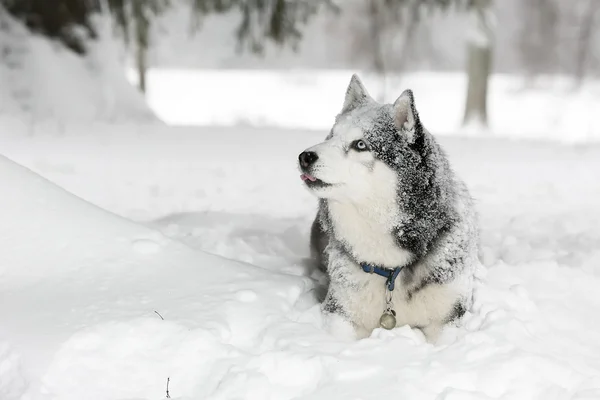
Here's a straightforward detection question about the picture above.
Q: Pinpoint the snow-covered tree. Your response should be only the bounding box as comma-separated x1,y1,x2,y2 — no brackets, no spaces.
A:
106,0,170,93
0,0,99,54
189,0,334,54
1,0,334,94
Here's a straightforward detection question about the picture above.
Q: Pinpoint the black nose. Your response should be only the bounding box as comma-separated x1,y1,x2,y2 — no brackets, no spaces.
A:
299,151,318,169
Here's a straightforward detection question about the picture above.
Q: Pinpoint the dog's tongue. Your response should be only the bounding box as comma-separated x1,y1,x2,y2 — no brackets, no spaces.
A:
300,173,317,182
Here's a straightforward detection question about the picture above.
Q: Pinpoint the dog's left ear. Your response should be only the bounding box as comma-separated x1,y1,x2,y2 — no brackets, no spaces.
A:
341,74,373,114
393,89,424,147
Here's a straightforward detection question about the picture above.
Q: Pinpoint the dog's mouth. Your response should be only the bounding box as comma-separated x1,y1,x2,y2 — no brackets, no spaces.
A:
300,173,317,182
300,173,331,188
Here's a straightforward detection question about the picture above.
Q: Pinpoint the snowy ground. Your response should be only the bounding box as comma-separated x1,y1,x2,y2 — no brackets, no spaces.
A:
1,117,600,399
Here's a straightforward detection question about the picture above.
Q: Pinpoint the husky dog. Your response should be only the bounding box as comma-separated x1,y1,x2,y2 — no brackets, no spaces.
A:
298,74,479,342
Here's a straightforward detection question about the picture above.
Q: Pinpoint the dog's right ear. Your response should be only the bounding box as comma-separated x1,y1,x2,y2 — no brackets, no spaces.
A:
393,89,424,149
341,74,372,114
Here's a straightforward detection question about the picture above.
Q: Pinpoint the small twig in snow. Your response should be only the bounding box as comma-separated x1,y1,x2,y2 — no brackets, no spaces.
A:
154,311,165,320
166,377,171,398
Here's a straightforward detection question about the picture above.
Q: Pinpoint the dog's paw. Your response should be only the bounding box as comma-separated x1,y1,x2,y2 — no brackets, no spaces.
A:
322,312,359,341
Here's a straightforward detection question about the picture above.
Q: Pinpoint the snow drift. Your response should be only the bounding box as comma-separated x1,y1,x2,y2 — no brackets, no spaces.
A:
0,152,318,400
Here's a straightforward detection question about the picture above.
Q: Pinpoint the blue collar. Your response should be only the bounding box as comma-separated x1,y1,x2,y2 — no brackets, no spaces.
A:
361,264,403,291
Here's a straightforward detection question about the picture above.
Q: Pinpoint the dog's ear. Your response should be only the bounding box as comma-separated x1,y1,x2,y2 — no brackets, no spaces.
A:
393,89,424,147
341,74,372,114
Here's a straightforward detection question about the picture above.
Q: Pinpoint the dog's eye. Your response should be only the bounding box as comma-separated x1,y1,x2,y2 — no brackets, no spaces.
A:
352,140,368,151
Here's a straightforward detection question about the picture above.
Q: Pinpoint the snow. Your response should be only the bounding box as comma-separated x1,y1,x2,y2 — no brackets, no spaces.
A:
0,113,600,398
131,69,600,143
0,137,316,400
1,17,600,394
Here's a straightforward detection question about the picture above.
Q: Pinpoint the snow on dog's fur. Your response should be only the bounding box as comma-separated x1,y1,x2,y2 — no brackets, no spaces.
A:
299,74,479,342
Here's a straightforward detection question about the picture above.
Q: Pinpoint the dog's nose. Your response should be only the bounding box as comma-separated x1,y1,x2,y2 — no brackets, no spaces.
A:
299,151,318,169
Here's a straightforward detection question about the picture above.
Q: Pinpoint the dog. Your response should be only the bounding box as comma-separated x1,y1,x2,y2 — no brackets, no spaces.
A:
298,74,479,342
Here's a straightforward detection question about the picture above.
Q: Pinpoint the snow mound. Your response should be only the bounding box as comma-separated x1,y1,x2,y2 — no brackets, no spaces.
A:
0,11,156,125
0,153,320,399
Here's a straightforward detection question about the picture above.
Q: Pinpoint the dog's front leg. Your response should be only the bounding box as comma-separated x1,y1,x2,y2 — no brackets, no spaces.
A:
320,249,370,339
321,285,369,340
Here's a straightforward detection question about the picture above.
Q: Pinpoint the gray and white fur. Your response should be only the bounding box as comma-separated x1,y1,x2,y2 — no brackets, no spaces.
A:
298,74,479,342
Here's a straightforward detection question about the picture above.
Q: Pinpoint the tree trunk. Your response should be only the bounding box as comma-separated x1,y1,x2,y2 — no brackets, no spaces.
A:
463,0,494,127
133,0,148,93
394,1,419,71
136,36,146,93
368,0,385,75
367,0,387,101
463,40,491,126
574,0,600,85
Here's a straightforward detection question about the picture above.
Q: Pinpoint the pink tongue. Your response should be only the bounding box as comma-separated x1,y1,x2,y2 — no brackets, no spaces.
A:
300,174,317,182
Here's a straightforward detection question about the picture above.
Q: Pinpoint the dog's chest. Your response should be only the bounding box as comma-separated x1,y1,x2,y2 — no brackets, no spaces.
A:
328,202,412,267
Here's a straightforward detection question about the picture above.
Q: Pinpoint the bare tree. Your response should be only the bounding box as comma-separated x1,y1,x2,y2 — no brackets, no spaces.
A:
368,0,386,75
392,1,420,71
354,0,494,128
518,0,558,79
515,0,600,84
463,0,493,127
574,0,600,84
344,0,430,101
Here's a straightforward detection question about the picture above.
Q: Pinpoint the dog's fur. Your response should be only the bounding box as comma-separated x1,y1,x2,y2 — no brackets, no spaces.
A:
299,74,479,342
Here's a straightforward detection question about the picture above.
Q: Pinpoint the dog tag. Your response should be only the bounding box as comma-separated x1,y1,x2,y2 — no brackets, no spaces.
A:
379,309,396,330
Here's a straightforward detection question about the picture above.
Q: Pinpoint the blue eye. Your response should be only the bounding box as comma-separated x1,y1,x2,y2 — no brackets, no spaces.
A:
353,140,368,151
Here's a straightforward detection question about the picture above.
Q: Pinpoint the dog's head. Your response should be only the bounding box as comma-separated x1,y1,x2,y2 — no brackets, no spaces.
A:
298,74,428,203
